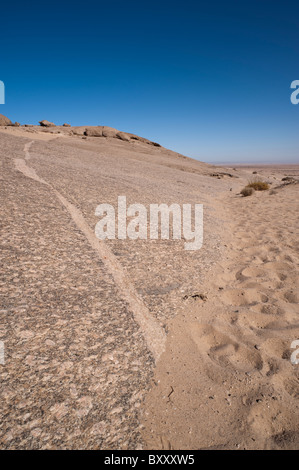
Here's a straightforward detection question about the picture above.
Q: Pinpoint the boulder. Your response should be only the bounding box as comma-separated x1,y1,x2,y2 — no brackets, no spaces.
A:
150,141,161,147
102,126,118,138
84,127,103,137
72,127,87,136
129,134,148,143
116,132,130,142
39,120,56,127
0,114,12,126
63,123,71,127
84,126,121,138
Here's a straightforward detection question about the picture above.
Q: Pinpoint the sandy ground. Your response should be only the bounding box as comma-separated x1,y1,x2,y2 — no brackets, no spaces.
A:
0,126,298,449
142,167,299,450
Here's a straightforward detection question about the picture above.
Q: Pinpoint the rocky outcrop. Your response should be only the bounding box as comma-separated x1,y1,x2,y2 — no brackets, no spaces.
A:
84,126,119,138
102,126,118,138
39,120,56,127
0,114,12,126
83,126,161,147
0,117,162,147
116,132,130,142
84,127,103,137
72,127,87,136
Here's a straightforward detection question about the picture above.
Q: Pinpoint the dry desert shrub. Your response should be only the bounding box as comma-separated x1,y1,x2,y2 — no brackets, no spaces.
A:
240,186,255,197
246,177,269,191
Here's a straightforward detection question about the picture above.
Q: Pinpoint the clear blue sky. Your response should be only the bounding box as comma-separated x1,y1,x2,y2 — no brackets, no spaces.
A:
1,1,298,163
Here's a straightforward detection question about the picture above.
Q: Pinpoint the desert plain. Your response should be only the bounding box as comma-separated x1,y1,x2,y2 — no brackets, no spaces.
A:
0,121,298,449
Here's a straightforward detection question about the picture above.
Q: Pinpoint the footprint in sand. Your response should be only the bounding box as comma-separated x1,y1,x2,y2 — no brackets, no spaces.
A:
233,310,290,332
251,303,284,316
189,323,263,373
264,358,280,377
283,290,299,304
283,377,299,399
241,267,267,278
221,288,269,307
241,266,283,284
259,337,290,361
262,261,294,273
247,401,295,445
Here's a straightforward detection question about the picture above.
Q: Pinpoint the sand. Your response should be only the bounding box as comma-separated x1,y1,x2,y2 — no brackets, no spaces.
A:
0,126,298,449
142,169,299,450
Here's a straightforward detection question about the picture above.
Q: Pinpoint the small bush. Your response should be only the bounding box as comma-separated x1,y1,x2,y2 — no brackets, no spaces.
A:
240,186,255,197
246,177,269,191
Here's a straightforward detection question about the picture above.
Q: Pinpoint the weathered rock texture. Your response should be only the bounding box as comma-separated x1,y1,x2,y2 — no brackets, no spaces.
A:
0,114,12,126
39,120,56,127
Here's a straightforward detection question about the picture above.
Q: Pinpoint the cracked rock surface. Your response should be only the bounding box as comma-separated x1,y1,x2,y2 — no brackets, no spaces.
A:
0,130,224,449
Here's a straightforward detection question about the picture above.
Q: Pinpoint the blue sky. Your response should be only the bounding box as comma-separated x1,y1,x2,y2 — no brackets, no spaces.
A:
1,1,298,163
